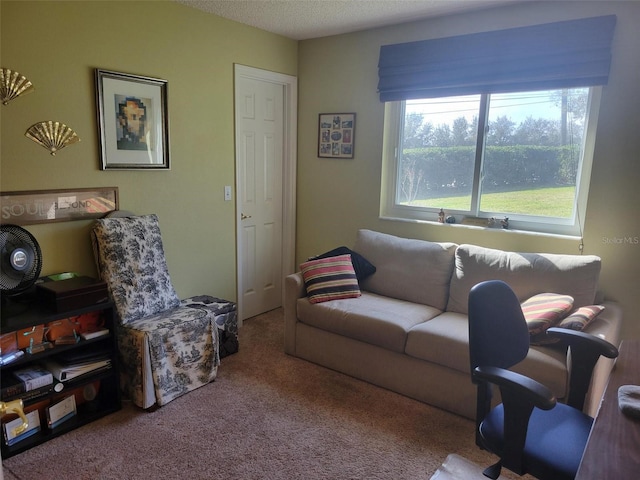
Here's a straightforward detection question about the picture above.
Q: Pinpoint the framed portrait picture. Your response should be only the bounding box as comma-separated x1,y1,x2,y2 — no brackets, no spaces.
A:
318,113,355,159
95,69,170,170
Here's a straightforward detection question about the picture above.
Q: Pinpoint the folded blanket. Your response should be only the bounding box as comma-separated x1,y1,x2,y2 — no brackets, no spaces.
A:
618,385,640,419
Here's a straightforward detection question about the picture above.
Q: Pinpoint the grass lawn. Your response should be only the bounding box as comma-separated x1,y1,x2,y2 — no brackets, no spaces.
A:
405,186,576,217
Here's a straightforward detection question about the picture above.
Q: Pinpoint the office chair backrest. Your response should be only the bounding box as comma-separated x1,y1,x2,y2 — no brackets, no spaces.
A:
468,280,530,373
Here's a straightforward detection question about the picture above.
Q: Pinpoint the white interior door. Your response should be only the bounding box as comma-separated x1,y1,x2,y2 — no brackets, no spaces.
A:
234,65,297,323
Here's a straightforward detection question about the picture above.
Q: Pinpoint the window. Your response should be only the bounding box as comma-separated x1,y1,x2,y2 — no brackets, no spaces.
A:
377,16,616,236
381,87,602,236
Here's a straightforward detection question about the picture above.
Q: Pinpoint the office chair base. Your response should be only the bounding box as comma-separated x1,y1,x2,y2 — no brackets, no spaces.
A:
483,461,502,479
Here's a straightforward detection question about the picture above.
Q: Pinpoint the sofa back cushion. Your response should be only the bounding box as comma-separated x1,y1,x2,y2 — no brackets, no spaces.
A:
353,230,457,310
447,244,601,314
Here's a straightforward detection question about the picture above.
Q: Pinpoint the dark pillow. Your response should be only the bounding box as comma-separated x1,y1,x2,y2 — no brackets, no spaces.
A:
313,246,376,282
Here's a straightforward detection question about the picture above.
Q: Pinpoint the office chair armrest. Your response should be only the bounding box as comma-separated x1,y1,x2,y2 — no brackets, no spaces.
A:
546,327,619,358
546,327,619,411
474,366,556,410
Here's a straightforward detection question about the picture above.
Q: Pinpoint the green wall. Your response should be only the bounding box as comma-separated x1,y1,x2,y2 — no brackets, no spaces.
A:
297,1,640,339
1,0,297,302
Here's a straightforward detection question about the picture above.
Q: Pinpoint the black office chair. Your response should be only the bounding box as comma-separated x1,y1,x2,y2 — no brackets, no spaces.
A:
468,280,618,480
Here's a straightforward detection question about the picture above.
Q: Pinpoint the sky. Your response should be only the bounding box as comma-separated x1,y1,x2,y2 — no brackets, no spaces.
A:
405,90,579,126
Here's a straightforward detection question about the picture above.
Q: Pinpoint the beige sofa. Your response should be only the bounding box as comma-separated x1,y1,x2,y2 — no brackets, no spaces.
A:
284,229,622,419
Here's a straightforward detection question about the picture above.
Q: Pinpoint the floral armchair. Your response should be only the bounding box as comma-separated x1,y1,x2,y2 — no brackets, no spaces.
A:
92,214,237,409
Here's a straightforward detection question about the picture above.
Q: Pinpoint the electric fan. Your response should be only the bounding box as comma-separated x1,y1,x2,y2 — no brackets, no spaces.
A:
1,224,43,312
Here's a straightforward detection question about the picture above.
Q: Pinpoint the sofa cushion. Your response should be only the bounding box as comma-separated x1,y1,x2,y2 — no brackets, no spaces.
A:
354,230,457,310
447,244,601,314
405,312,470,373
521,293,574,336
300,254,361,304
297,292,442,353
311,246,376,282
404,311,569,398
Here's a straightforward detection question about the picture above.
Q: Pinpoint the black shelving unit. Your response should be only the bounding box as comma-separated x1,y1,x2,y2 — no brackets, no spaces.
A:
1,301,121,459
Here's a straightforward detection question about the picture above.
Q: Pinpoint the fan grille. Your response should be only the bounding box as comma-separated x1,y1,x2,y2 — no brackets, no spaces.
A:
0,224,43,294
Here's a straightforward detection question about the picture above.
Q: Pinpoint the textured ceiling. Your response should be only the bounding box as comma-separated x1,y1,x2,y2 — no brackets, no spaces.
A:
175,0,525,40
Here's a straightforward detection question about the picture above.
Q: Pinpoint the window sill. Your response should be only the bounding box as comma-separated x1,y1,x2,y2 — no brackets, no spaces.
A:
379,215,583,242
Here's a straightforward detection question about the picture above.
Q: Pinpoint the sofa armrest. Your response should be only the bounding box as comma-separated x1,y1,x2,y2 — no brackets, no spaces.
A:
284,272,306,354
583,300,622,341
577,300,622,416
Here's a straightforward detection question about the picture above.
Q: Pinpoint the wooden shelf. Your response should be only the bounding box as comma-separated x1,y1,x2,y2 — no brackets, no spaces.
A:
1,302,121,459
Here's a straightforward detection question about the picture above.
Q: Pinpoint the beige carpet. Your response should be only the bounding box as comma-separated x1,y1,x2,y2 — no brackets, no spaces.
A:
2,308,520,480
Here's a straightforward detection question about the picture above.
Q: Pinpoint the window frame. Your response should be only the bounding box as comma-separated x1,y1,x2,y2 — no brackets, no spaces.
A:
380,87,603,237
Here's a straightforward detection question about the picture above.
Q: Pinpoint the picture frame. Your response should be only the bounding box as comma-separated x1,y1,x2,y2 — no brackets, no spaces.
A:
318,113,355,159
0,187,119,225
95,69,170,170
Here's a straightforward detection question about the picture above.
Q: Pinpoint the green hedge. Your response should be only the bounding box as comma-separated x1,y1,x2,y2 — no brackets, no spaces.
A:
400,145,579,200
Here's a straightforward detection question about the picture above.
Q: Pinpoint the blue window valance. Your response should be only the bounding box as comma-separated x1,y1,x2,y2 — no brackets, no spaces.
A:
377,15,616,102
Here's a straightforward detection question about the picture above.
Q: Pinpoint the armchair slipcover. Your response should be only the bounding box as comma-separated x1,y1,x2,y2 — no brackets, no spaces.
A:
92,214,236,409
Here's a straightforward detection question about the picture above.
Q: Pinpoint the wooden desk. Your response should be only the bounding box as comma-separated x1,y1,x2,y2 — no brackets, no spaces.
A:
576,339,640,479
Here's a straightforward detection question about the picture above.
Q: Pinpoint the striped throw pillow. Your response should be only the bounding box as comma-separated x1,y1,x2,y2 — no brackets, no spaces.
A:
557,305,605,331
300,254,361,304
311,246,376,282
521,293,574,336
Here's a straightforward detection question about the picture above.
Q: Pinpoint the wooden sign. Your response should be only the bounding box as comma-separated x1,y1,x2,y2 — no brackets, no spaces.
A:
1,187,119,225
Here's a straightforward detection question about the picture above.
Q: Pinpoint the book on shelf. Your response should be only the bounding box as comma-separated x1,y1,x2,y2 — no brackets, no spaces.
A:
1,375,26,400
12,365,54,391
1,375,55,403
43,358,111,382
55,347,111,365
53,347,111,365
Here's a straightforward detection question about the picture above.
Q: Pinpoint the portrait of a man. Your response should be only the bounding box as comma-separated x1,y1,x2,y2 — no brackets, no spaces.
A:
115,95,151,151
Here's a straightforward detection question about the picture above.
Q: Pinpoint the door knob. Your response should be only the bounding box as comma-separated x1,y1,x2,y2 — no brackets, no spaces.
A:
241,213,252,220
